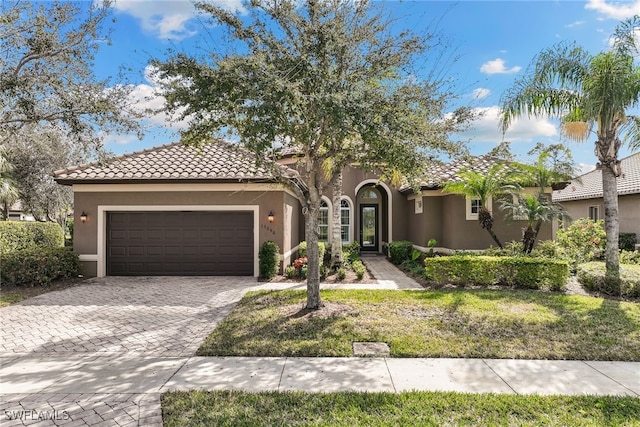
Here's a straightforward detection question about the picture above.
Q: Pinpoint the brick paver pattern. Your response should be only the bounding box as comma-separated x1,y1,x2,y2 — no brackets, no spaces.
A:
1,276,253,426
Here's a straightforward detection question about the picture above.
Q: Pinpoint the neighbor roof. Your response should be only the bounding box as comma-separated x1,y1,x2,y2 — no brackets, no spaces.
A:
53,140,299,185
552,153,640,202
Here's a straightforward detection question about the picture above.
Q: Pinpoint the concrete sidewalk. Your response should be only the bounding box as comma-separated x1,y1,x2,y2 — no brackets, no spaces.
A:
3,354,638,398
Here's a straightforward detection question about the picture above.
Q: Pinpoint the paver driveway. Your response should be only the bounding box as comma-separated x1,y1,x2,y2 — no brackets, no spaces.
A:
0,276,255,426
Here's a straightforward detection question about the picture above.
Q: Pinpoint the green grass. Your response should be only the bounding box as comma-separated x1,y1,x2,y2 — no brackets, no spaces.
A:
197,289,640,361
162,390,640,427
0,293,25,307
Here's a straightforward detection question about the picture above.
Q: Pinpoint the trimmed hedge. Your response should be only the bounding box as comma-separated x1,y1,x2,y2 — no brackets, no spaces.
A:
259,241,280,280
577,262,640,298
388,241,414,265
619,233,637,251
424,255,568,291
0,221,65,253
1,247,80,286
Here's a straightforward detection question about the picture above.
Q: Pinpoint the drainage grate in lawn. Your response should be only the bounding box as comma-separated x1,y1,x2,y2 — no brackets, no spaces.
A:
353,341,390,357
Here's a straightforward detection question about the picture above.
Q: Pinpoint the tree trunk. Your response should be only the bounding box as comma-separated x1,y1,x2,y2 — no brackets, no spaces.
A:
479,207,502,249
305,186,323,310
602,164,620,283
330,171,343,269
522,225,536,254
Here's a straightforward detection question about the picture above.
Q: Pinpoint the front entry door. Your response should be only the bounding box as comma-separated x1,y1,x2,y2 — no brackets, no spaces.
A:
360,204,378,251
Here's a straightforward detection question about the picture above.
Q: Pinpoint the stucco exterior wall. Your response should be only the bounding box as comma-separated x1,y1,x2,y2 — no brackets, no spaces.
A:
440,194,552,250
561,194,640,239
72,184,295,276
406,195,444,247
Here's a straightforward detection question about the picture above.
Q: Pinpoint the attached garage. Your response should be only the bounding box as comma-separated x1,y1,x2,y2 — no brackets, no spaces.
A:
53,140,304,278
107,211,254,276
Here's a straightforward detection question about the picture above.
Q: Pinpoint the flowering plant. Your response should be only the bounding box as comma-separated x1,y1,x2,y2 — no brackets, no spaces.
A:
293,256,308,270
556,218,605,270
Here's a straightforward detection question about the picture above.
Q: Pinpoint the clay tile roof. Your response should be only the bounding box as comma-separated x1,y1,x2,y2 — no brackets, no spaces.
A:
53,140,297,185
552,153,640,202
401,154,511,191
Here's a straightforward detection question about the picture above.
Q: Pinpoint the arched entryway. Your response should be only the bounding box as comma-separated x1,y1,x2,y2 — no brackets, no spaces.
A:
355,182,391,253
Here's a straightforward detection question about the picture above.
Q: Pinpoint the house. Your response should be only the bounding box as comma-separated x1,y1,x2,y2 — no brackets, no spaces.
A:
552,152,640,241
53,141,551,277
5,200,35,222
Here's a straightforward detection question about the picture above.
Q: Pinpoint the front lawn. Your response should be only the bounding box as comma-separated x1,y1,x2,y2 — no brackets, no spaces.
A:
197,289,640,361
162,390,640,427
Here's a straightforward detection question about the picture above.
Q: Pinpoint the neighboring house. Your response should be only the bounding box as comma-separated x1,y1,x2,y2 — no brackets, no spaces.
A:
53,141,550,278
552,152,640,240
6,201,35,222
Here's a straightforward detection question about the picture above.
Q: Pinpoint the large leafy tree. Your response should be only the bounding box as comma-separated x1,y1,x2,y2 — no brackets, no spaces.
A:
0,0,140,149
0,146,18,220
153,0,473,309
500,17,640,285
5,126,92,227
443,165,518,249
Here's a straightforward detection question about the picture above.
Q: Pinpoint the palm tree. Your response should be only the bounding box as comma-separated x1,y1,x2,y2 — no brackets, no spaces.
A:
443,164,518,249
500,17,640,284
507,150,573,253
500,194,568,254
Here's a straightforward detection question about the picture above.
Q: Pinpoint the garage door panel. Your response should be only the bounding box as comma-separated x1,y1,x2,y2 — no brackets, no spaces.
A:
107,211,254,276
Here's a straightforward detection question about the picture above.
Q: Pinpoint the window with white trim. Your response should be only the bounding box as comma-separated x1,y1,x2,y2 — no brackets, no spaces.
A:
340,199,351,243
589,205,600,221
318,199,329,241
466,196,491,220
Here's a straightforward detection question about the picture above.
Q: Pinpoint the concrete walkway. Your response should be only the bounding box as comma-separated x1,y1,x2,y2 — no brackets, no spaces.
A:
360,254,422,289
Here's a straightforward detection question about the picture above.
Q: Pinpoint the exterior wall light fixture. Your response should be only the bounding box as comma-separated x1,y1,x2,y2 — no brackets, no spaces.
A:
268,211,275,223
80,211,88,223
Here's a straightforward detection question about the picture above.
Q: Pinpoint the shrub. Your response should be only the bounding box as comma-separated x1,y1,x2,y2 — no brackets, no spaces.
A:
285,266,297,279
336,268,346,281
425,238,437,257
0,222,65,253
320,265,329,280
258,241,280,280
483,241,524,257
0,247,80,286
424,255,568,291
352,260,366,280
401,259,426,279
577,262,640,297
620,250,640,265
298,241,325,265
388,241,413,265
530,240,563,258
619,233,637,251
343,241,361,264
556,219,606,270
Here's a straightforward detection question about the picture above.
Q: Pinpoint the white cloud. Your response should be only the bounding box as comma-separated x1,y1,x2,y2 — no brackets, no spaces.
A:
472,88,491,100
565,20,586,28
454,106,558,142
103,65,191,146
113,0,245,40
127,65,191,130
480,58,522,75
577,162,597,175
585,0,640,20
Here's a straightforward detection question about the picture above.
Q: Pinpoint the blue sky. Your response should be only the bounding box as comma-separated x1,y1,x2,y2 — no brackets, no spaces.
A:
94,0,640,173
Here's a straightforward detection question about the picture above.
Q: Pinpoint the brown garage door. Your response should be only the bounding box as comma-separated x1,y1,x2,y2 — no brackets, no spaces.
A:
107,211,253,276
